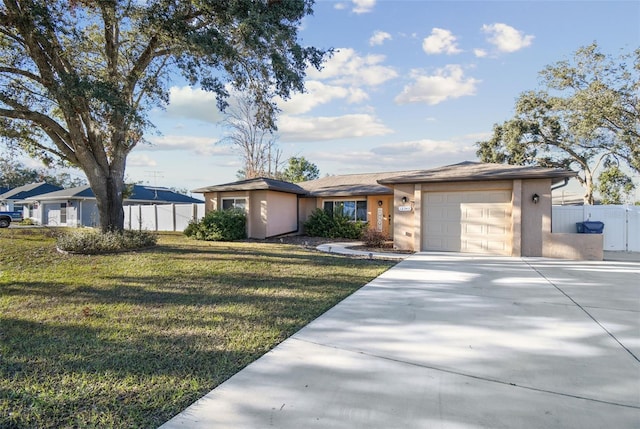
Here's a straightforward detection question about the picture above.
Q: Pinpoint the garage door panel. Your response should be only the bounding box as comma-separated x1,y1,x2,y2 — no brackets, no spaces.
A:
423,190,512,255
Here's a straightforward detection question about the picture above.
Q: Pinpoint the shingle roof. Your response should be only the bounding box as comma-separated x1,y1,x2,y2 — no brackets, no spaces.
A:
0,182,63,200
192,177,308,195
377,161,576,185
298,171,415,197
28,185,203,204
192,162,577,199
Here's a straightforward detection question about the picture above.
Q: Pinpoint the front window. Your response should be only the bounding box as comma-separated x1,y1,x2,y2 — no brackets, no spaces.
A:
324,200,367,221
60,202,67,224
222,198,247,212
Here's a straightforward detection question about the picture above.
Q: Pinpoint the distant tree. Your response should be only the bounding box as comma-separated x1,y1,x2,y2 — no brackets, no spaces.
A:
0,1,327,231
477,43,639,204
281,156,320,182
597,161,635,204
0,152,86,189
224,95,284,180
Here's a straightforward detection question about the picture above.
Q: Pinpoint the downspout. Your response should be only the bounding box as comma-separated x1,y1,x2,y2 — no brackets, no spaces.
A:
551,178,570,191
549,178,570,234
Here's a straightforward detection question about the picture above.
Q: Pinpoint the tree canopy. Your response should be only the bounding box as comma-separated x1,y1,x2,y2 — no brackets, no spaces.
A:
0,0,327,231
477,43,639,204
281,155,319,182
0,154,86,189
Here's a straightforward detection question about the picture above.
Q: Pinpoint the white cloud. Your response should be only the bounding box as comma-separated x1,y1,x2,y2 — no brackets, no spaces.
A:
126,153,157,167
481,23,534,53
395,65,480,105
143,135,230,157
278,81,368,115
334,2,347,11
422,28,462,55
371,139,472,156
165,86,224,123
474,48,488,58
353,0,376,14
278,114,393,142
370,30,392,46
307,48,398,87
309,136,479,173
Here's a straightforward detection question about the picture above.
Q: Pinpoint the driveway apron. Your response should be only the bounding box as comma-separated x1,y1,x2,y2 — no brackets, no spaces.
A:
160,253,640,429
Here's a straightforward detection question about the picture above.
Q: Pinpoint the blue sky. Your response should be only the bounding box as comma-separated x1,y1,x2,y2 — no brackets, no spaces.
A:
123,0,639,194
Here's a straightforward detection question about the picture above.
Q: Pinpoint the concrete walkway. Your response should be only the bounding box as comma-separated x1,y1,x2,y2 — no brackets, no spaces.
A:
160,253,640,428
316,241,410,260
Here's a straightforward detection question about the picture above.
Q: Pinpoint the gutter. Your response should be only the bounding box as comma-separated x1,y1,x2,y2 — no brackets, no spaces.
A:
551,177,570,191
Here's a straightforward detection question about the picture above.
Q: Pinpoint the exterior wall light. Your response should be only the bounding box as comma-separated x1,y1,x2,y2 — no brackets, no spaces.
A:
532,193,540,204
401,196,408,204
377,200,383,206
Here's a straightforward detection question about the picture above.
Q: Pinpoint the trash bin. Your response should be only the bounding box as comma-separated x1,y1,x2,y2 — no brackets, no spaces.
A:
576,221,604,234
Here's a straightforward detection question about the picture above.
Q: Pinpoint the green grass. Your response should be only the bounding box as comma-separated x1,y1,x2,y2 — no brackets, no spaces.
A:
0,229,394,428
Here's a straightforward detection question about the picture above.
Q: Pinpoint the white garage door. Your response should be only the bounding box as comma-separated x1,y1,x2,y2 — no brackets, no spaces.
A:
423,190,512,255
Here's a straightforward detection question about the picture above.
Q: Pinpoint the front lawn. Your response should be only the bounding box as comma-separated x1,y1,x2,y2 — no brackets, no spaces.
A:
0,229,394,428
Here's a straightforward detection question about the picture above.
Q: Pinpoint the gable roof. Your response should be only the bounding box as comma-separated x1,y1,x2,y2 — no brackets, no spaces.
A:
29,185,203,204
0,182,63,200
192,177,308,195
377,161,576,185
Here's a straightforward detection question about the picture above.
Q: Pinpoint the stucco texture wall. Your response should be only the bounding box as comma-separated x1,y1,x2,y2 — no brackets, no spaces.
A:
265,191,298,238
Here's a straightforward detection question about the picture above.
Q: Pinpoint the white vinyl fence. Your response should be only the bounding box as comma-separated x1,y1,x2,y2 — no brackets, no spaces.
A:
552,205,640,252
124,203,205,232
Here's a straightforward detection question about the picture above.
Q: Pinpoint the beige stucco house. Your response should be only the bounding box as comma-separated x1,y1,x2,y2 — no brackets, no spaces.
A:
194,161,604,260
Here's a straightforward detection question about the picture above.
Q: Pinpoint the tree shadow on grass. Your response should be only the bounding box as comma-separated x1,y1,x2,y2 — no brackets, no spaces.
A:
0,316,264,428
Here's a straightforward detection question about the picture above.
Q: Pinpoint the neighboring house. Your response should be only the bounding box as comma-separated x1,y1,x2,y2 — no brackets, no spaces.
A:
27,185,203,227
0,182,64,211
0,186,11,195
194,161,604,260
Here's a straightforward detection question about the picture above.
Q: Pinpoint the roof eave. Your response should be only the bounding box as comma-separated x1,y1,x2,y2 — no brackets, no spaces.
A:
378,171,577,185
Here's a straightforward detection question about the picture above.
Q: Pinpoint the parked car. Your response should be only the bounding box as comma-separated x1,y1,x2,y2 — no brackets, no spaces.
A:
0,211,23,228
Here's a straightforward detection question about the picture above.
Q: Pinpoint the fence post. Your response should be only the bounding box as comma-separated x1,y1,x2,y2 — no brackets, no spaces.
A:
172,203,176,232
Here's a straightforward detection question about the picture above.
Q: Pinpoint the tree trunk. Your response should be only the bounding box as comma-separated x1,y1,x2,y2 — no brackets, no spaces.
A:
584,169,595,205
86,167,126,233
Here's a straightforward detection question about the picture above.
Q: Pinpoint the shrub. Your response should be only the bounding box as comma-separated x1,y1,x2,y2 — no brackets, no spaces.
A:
304,208,367,239
303,208,334,237
184,209,247,241
362,229,387,247
57,229,157,254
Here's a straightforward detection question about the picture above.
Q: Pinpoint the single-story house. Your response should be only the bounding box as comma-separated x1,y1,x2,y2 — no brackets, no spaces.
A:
0,182,63,211
193,161,604,260
26,184,203,227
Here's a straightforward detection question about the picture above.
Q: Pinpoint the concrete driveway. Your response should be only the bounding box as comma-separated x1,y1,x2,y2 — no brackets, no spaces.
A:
161,253,640,429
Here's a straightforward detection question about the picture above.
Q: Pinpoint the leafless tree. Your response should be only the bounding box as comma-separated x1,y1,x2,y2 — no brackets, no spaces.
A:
223,95,284,179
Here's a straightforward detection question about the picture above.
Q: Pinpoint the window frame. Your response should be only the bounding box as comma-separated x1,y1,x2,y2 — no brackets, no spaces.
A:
323,199,368,222
221,197,247,212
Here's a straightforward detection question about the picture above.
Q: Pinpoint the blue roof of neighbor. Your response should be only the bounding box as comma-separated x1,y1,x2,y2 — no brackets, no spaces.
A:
0,182,64,200
28,184,203,204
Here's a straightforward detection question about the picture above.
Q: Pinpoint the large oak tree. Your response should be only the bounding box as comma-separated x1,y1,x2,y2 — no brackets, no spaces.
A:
0,0,326,231
477,43,639,204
